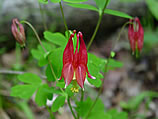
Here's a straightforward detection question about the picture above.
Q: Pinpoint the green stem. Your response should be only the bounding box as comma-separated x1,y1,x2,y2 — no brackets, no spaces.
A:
59,2,69,35
80,90,84,102
46,105,55,119
111,21,131,50
20,21,47,52
87,0,109,50
39,3,48,30
85,20,131,119
21,20,64,93
85,58,110,119
67,97,77,119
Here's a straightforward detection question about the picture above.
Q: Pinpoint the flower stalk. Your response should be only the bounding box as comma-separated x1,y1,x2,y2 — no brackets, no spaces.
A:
87,0,110,50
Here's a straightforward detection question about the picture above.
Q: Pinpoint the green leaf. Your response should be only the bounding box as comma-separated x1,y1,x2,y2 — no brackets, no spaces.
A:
46,64,56,82
87,64,103,87
94,0,107,10
56,82,65,88
51,96,66,112
146,0,158,20
87,53,106,87
106,109,128,119
11,73,42,99
76,97,109,119
31,41,55,67
11,85,39,99
65,84,74,97
46,48,64,81
107,59,123,71
44,31,67,47
66,3,98,11
104,9,133,19
64,0,88,3
38,0,48,4
120,91,158,110
35,84,53,106
50,0,61,3
18,73,42,84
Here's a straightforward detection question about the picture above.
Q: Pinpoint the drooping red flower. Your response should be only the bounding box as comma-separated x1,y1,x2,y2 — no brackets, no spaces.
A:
11,18,26,47
128,17,144,53
59,31,95,89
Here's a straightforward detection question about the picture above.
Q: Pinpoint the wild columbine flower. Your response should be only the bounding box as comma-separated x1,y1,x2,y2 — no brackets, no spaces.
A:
59,31,95,90
128,17,144,55
11,18,26,47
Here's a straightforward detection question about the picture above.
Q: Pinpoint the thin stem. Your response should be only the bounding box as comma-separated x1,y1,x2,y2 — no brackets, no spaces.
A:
39,3,48,30
85,20,131,119
87,0,109,50
46,105,55,119
80,90,84,102
67,97,77,119
20,21,47,52
111,21,131,50
85,59,110,119
21,20,64,93
59,2,69,36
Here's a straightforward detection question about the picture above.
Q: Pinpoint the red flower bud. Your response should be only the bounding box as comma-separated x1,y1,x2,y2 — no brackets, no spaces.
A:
59,31,95,89
11,18,26,47
128,17,144,54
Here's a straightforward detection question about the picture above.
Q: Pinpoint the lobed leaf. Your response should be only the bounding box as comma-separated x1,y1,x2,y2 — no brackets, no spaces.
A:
11,85,39,99
106,109,128,119
44,31,67,47
46,48,64,81
75,97,109,118
35,84,53,106
18,73,42,84
51,96,66,112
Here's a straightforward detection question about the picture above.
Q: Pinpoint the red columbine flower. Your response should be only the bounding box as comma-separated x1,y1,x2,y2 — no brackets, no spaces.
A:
128,17,144,54
11,18,26,47
59,31,95,89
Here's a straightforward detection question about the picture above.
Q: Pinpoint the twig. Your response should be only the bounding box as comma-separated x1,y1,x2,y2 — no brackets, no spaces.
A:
0,69,47,79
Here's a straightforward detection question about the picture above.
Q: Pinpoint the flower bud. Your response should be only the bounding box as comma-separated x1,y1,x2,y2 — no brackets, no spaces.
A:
128,17,144,55
11,18,26,47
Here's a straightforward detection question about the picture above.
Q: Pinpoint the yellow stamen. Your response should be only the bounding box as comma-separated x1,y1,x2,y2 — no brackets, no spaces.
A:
71,87,79,93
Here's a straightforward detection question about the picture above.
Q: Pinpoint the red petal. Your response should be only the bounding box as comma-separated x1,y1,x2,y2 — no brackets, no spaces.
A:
75,64,86,88
73,34,79,68
63,34,74,65
78,32,88,65
128,19,136,52
62,63,74,87
136,18,144,52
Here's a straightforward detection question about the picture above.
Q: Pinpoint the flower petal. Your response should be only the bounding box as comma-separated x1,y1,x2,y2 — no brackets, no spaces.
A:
75,64,86,88
136,18,144,52
62,63,74,87
128,19,136,52
78,32,88,65
63,34,74,65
